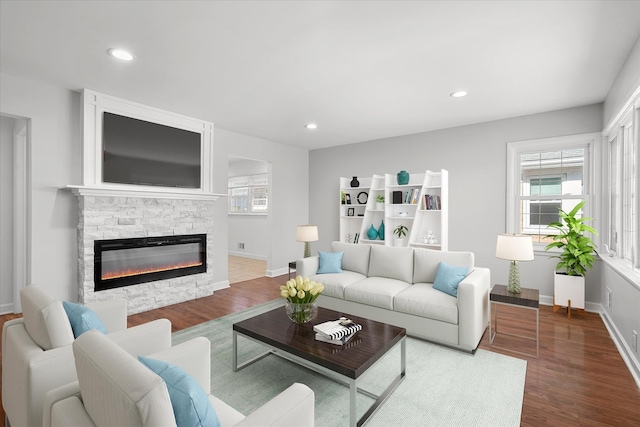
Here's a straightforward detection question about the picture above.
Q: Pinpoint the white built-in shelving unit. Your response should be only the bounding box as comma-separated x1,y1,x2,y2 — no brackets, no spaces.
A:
340,170,448,250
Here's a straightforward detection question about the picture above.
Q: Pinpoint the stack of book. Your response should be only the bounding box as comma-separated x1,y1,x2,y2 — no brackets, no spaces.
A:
313,318,362,345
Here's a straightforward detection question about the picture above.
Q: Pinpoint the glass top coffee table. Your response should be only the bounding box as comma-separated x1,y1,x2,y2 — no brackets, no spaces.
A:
233,306,406,427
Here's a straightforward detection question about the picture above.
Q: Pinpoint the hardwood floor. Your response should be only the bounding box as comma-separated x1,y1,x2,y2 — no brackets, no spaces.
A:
1,276,639,426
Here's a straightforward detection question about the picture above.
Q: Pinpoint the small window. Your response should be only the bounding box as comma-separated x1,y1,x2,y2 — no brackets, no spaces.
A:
228,174,268,214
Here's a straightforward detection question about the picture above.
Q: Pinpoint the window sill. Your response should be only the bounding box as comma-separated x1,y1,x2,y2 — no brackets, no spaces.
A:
598,254,640,292
228,213,268,217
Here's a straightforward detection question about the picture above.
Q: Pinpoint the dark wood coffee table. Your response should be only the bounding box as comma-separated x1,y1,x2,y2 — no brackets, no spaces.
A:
232,306,406,427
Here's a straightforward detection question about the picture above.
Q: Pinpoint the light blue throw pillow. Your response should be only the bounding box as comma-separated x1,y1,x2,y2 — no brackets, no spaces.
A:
432,262,469,297
139,356,221,427
317,251,344,274
62,301,108,338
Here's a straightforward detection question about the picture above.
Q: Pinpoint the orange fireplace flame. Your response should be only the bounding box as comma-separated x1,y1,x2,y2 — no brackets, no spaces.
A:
102,261,203,280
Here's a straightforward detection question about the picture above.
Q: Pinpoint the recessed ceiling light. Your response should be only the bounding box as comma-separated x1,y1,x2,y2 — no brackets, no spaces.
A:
305,123,318,130
108,48,135,61
450,90,468,98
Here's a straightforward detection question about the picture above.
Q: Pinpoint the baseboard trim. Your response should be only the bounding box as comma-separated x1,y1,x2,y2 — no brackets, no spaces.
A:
266,267,289,278
211,280,230,291
600,307,640,389
228,252,267,261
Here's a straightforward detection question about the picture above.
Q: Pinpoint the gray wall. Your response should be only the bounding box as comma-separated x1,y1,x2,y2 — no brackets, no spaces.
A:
0,72,309,303
309,104,603,302
599,36,640,376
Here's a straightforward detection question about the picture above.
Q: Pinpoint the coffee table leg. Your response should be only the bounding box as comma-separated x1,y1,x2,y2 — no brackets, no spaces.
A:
232,330,238,372
350,379,357,427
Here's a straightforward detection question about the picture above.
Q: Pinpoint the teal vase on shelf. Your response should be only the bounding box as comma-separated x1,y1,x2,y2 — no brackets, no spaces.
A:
397,170,410,185
378,220,385,240
367,224,378,240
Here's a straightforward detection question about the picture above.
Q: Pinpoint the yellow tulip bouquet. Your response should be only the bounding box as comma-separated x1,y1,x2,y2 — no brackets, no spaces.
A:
280,276,324,323
280,276,324,304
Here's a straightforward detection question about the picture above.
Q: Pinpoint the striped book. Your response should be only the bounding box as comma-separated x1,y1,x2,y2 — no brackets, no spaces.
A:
313,319,362,340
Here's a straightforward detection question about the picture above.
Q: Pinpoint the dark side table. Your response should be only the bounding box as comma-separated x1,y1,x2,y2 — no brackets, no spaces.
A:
288,261,296,279
489,284,539,358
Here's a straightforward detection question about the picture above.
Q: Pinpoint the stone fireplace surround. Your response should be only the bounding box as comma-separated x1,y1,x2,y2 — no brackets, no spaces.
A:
74,191,217,314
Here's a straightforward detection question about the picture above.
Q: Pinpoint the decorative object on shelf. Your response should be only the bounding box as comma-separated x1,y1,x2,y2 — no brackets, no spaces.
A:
495,234,534,294
347,208,354,216
392,190,402,204
296,225,319,258
357,191,368,204
397,170,410,185
367,224,378,240
280,276,324,324
393,224,408,246
350,176,360,188
398,211,408,217
544,200,597,317
375,194,385,210
423,230,437,245
378,220,385,240
344,194,351,204
341,191,345,205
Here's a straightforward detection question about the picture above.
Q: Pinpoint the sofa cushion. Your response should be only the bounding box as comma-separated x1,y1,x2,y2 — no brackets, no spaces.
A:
317,251,344,274
413,249,474,284
139,356,221,427
311,271,367,299
73,330,176,427
63,301,108,338
367,245,414,283
331,241,371,276
394,283,459,325
432,262,469,297
344,277,411,310
20,285,74,350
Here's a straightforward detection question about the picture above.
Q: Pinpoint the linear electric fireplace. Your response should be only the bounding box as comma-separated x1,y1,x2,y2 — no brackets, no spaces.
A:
94,234,207,292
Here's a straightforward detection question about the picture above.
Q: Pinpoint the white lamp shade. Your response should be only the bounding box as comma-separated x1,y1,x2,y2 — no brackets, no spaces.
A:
296,225,318,242
496,234,534,261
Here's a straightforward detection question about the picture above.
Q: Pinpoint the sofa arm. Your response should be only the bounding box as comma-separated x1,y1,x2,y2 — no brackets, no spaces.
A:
86,299,127,332
236,383,314,427
107,318,172,358
43,381,95,427
296,256,319,278
148,336,211,394
457,267,491,351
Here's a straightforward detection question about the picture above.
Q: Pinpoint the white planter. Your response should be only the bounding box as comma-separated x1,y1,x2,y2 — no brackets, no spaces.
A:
394,237,406,247
554,272,585,310
376,202,384,210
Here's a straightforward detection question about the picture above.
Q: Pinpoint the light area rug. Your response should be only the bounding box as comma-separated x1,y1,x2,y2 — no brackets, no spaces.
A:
173,299,527,426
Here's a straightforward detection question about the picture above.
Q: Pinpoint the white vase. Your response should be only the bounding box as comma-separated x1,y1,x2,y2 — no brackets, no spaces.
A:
394,237,406,247
376,202,384,210
554,272,585,309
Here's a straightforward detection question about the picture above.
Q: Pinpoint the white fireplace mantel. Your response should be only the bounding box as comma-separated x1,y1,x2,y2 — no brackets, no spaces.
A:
67,184,226,201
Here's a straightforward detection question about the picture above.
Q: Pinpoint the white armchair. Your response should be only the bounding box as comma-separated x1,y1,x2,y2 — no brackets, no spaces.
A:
2,285,172,427
43,330,315,427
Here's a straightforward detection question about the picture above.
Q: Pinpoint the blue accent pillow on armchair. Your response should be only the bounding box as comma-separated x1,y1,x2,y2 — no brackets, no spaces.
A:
432,262,469,297
317,251,344,274
139,356,221,427
62,301,108,338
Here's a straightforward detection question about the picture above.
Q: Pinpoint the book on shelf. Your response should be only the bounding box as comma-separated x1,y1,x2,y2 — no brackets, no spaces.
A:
315,331,357,345
424,194,441,210
313,318,362,340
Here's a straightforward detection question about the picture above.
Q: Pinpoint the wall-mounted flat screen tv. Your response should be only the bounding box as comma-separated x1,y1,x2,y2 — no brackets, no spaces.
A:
102,112,202,188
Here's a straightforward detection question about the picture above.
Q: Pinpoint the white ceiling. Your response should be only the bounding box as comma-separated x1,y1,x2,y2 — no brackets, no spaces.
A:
1,1,639,149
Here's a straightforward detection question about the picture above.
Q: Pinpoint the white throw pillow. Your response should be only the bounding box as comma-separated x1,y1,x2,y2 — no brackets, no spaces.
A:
20,285,74,350
367,245,414,283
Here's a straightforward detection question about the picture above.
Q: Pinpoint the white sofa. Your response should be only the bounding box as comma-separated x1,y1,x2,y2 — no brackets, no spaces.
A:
2,285,172,427
297,242,490,352
43,330,315,427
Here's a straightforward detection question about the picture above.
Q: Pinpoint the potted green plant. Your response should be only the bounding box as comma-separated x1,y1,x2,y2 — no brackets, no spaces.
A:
393,224,408,247
544,200,598,315
375,194,385,210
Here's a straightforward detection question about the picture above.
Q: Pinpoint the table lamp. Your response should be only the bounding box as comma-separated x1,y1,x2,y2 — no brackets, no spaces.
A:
495,234,534,294
297,225,318,258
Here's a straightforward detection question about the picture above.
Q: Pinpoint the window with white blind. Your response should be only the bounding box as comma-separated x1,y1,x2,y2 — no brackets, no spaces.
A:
507,134,598,246
228,174,269,214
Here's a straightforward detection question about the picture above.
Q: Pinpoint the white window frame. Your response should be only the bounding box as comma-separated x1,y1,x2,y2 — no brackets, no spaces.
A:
507,133,600,250
228,173,269,215
605,102,640,268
